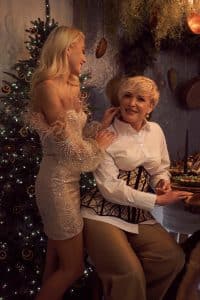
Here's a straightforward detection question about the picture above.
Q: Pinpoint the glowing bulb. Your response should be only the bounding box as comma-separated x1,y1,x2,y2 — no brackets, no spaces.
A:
187,12,200,34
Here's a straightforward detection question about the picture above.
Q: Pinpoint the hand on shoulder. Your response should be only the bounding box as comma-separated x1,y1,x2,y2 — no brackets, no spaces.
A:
101,107,120,129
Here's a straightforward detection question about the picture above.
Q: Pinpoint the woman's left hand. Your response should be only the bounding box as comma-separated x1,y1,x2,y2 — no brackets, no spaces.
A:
101,107,120,129
155,179,171,195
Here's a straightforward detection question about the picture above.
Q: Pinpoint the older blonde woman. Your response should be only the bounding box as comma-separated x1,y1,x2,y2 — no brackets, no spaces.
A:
27,26,118,300
81,76,192,300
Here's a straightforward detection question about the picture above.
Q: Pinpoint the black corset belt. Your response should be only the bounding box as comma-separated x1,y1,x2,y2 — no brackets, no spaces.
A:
81,167,154,224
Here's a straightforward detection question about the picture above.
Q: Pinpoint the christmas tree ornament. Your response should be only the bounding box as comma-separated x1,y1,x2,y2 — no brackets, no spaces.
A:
30,27,37,34
8,154,16,163
25,73,32,82
1,84,11,94
19,126,29,137
13,205,24,214
15,262,25,273
22,247,34,261
18,70,25,80
0,249,7,260
26,185,35,196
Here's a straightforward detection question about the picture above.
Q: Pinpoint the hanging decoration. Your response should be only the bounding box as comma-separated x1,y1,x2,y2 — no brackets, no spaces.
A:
95,0,107,58
167,68,178,92
95,37,107,59
187,12,200,34
116,0,200,75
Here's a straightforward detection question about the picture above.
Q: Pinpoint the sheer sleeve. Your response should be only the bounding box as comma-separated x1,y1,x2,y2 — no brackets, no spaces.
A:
24,109,104,172
82,120,102,138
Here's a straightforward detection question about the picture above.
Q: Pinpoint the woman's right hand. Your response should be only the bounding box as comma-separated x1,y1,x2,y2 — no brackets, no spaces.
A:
156,190,193,206
95,130,117,150
101,107,120,129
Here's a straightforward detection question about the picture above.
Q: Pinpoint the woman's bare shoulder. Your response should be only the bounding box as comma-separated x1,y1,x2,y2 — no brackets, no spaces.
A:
34,79,58,96
33,80,63,124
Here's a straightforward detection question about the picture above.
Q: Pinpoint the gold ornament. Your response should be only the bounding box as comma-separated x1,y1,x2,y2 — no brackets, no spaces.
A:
95,37,108,58
80,91,88,100
1,84,11,94
0,250,7,260
19,127,29,137
13,205,24,214
22,248,34,261
27,185,35,196
8,154,15,163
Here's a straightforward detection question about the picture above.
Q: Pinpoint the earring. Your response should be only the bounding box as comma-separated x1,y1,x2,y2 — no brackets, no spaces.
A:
146,113,150,119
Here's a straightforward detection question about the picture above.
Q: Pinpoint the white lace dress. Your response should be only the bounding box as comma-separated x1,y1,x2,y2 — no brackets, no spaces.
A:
27,109,103,240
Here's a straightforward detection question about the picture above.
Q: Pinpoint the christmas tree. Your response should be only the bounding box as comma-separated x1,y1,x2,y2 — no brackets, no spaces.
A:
0,1,94,299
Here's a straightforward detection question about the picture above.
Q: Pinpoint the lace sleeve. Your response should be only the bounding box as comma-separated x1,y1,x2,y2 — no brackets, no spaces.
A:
54,112,104,172
57,136,104,172
24,109,104,172
83,121,102,138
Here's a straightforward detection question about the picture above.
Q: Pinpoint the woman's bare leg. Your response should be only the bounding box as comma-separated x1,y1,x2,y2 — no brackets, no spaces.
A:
35,232,84,300
42,239,58,283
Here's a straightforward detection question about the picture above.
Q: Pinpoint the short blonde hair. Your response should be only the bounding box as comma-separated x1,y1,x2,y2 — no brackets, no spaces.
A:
106,76,160,107
118,76,160,107
31,26,84,92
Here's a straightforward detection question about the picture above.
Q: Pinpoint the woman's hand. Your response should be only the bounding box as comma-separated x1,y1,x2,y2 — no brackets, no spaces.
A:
155,179,171,195
156,190,193,206
101,107,120,129
95,129,117,150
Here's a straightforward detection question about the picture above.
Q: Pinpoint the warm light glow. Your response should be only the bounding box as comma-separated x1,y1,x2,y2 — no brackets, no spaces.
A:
187,12,200,34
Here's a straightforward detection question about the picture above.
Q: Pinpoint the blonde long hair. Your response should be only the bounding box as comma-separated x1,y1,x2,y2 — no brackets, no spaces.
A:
31,26,84,95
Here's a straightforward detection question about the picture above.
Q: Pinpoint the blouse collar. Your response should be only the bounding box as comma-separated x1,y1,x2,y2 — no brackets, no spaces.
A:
113,117,151,135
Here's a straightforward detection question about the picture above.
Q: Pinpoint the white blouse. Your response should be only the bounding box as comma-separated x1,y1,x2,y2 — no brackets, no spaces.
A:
81,117,171,233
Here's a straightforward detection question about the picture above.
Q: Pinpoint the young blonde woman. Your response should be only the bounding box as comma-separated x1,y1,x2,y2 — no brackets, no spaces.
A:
81,76,193,300
27,26,117,300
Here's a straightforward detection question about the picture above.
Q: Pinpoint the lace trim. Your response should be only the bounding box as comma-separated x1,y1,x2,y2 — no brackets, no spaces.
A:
83,121,102,139
24,109,104,171
23,109,83,140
